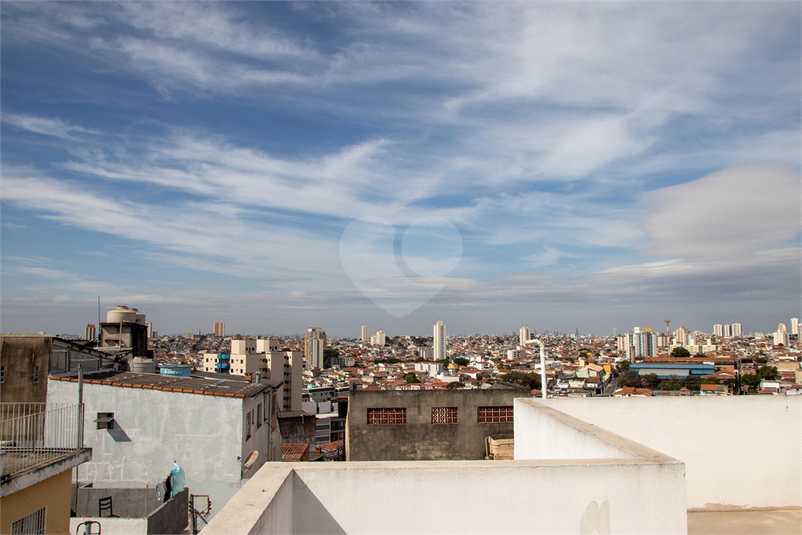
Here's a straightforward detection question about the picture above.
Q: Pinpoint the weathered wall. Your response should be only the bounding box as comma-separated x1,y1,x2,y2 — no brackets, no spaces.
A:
278,413,317,450
146,487,188,534
1,469,72,535
540,396,802,509
75,487,160,518
47,379,247,520
0,335,51,403
346,388,529,461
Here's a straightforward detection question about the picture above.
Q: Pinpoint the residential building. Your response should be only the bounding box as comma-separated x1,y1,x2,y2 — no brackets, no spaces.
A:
519,325,530,346
673,327,691,346
774,329,790,347
214,322,226,337
723,324,733,338
791,318,800,336
778,323,788,332
370,330,385,346
85,324,96,342
1,402,92,535
731,323,743,338
99,305,149,357
1,334,112,403
624,327,657,362
47,370,282,522
346,386,529,461
433,321,446,362
361,325,369,343
713,324,724,337
305,328,327,370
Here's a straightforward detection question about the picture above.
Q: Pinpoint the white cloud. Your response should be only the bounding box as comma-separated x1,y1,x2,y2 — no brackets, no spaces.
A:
641,162,801,259
2,114,99,140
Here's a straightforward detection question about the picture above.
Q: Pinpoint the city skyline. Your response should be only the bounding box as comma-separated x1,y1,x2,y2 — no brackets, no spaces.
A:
1,2,800,337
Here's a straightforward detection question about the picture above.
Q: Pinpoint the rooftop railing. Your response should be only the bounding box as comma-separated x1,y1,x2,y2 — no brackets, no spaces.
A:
1,402,84,479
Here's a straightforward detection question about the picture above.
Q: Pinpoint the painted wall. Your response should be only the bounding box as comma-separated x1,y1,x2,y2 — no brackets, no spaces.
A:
1,469,72,535
47,380,261,520
205,460,687,535
540,396,801,509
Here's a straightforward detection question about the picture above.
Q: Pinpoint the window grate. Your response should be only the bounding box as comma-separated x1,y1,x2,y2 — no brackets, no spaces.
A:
431,407,458,424
367,408,407,425
477,406,513,423
11,507,46,535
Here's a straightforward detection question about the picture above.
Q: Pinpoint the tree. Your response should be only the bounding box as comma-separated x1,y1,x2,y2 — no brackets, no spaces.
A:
323,348,338,368
621,370,640,387
663,377,683,391
701,378,720,385
643,373,659,389
741,373,761,390
618,361,630,373
446,382,465,389
453,357,470,367
684,375,702,391
757,366,778,380
403,373,420,384
501,371,541,389
670,347,691,359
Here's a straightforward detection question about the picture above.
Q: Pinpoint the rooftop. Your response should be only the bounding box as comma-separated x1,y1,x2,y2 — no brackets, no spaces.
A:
49,370,281,398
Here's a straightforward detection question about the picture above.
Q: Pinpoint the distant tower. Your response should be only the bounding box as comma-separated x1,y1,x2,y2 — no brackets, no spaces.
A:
778,323,788,332
791,318,800,336
713,324,724,337
731,323,742,338
213,322,225,337
305,328,327,370
371,330,386,346
433,321,446,362
85,324,96,342
723,324,733,338
361,325,370,342
519,325,531,346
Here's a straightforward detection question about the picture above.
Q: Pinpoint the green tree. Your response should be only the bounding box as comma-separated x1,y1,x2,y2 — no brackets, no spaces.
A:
323,348,338,368
663,376,683,391
618,361,630,373
501,371,541,389
643,373,659,389
701,378,720,385
621,370,640,387
403,373,420,384
446,382,465,389
670,347,691,359
741,374,761,390
453,357,470,367
684,375,702,391
754,356,768,364
757,366,778,380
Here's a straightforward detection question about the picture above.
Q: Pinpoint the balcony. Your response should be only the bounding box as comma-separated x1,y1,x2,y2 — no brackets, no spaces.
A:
1,402,91,496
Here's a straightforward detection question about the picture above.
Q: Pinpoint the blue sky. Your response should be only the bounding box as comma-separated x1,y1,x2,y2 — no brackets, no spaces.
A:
2,1,800,338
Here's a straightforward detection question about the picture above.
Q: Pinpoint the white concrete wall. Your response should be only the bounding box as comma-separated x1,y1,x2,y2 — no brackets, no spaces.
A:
514,400,638,460
205,461,687,535
48,380,247,520
539,396,802,509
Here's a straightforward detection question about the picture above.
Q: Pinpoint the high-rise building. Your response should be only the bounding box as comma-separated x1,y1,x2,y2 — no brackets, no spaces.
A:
371,330,386,346
731,323,742,338
305,328,327,370
361,325,370,342
673,327,690,346
85,324,96,342
214,322,225,337
723,324,733,338
778,323,788,332
519,325,531,346
433,321,446,362
625,327,656,362
792,318,801,337
774,330,790,347
712,324,723,337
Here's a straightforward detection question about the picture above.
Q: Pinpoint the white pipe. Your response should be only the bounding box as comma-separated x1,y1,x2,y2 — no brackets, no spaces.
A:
523,339,547,399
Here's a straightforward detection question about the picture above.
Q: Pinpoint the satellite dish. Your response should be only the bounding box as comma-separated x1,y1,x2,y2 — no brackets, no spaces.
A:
242,450,259,471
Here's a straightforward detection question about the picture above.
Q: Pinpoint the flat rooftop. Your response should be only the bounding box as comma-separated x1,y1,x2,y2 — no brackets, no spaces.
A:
50,370,281,398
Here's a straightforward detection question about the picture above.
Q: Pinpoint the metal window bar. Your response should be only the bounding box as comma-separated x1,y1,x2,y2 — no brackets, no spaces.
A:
10,506,47,535
477,406,514,423
1,402,83,478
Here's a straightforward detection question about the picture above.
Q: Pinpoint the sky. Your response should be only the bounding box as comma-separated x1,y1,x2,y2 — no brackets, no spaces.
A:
1,1,800,338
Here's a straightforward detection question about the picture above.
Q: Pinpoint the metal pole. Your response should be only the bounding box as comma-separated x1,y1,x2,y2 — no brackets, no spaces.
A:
78,365,84,448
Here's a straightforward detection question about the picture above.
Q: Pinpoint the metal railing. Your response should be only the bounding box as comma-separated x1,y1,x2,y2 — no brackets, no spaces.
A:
1,402,84,478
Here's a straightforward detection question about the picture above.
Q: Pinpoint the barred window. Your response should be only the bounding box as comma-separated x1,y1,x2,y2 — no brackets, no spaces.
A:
431,407,458,424
367,408,407,425
11,507,46,535
477,406,513,423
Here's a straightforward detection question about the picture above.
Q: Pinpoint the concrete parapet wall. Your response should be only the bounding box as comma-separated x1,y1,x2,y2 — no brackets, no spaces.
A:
538,396,801,509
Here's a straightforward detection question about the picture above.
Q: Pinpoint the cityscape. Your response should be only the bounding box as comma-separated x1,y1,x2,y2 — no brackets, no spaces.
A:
1,1,800,535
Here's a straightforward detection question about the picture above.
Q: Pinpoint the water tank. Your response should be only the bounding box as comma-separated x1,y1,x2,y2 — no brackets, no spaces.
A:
134,310,147,325
131,357,157,374
160,364,191,377
107,306,136,324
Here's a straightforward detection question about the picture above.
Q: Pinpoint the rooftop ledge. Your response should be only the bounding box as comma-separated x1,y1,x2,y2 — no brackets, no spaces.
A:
205,400,688,535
